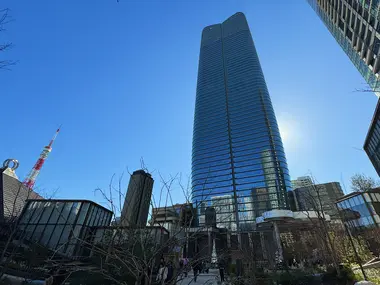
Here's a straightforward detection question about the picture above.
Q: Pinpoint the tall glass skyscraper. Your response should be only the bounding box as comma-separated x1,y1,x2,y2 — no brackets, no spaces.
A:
191,12,292,231
307,0,380,175
307,0,380,96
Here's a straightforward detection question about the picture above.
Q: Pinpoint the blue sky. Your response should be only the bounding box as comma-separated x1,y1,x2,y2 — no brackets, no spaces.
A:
1,0,378,210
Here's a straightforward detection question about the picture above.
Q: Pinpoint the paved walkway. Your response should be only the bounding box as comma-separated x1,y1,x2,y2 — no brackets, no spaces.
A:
177,269,222,285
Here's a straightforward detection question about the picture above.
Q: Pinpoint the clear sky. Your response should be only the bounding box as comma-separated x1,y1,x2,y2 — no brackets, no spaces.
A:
1,0,378,210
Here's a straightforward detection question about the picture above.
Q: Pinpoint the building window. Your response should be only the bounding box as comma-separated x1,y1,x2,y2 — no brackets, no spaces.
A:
339,18,345,31
346,28,353,40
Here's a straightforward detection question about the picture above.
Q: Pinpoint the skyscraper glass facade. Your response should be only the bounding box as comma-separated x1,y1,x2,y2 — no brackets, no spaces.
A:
307,0,380,175
191,12,292,231
364,98,380,176
307,0,380,96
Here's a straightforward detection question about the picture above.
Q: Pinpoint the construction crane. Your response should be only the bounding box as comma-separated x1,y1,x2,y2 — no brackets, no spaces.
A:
23,127,61,189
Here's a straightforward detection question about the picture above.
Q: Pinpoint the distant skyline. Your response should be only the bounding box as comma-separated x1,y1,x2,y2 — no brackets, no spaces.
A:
0,1,378,210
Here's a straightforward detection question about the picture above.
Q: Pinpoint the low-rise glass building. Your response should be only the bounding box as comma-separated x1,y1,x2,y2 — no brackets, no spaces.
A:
336,188,380,254
17,199,113,257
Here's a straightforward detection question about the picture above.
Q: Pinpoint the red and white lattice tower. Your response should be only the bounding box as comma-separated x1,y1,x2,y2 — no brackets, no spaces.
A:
23,127,61,189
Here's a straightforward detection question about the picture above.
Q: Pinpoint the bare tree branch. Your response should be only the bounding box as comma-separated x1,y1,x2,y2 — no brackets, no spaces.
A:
0,8,16,70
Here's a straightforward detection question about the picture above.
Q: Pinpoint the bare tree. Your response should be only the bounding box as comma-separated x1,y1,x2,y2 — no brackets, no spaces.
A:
0,8,16,70
350,173,380,192
70,166,230,285
294,182,342,276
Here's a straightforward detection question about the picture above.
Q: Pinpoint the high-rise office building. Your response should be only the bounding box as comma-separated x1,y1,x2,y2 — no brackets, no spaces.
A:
307,0,380,96
307,0,380,176
191,12,292,231
121,170,153,227
364,99,380,176
291,176,314,190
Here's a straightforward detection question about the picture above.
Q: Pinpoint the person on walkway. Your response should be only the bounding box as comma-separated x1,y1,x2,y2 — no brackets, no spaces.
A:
192,260,201,283
218,260,225,283
165,261,174,284
179,259,184,278
183,257,189,277
156,262,168,285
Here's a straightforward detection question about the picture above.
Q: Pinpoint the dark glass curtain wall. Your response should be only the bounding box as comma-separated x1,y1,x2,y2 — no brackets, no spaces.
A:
192,13,291,231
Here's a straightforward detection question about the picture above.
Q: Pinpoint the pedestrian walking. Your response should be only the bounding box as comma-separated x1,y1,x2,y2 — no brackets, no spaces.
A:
218,260,225,283
192,261,201,283
179,259,184,277
165,261,174,284
156,262,168,285
183,257,189,277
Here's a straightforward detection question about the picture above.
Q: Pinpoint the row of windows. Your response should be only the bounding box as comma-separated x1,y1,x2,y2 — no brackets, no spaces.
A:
193,179,281,196
197,204,283,215
194,107,227,119
229,121,273,135
192,154,234,168
226,71,266,86
192,162,280,183
193,169,279,188
194,105,275,127
231,128,281,142
192,168,232,180
194,111,278,132
232,139,284,154
194,99,226,111
232,138,283,152
229,111,276,127
192,155,289,176
192,160,232,174
198,195,282,208
197,80,272,102
193,128,229,140
192,143,230,157
227,97,274,112
230,116,278,132
193,133,229,145
193,138,284,158
192,165,291,185
234,152,288,164
226,68,264,83
192,150,288,169
197,196,282,208
192,174,233,187
193,119,228,131
196,202,283,215
192,148,231,162
193,116,228,130
194,125,280,147
192,179,286,194
192,135,283,157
